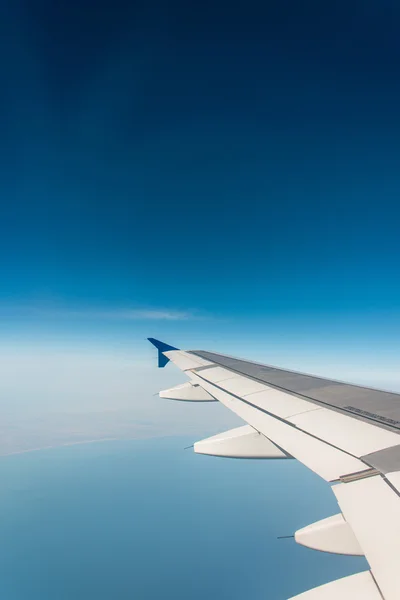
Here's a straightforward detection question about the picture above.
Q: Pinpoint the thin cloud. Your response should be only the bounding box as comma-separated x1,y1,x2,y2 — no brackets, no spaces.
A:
91,309,193,321
5,306,196,321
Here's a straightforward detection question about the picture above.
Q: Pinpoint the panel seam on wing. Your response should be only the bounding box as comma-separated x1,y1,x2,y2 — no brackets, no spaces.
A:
283,407,323,419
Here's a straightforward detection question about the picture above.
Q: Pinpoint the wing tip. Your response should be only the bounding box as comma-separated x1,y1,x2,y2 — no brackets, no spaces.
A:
147,338,179,368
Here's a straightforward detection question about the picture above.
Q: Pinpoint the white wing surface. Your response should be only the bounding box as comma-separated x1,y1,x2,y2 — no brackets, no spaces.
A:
148,338,400,599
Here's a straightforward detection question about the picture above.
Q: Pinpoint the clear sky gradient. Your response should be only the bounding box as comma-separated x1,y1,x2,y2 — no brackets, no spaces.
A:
1,5,399,597
1,1,400,317
1,1,400,447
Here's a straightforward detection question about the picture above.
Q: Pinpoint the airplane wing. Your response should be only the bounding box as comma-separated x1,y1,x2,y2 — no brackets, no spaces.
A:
148,338,400,599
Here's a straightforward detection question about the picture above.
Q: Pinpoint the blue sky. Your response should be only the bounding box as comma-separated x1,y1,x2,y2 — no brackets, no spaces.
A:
1,1,400,395
1,5,399,596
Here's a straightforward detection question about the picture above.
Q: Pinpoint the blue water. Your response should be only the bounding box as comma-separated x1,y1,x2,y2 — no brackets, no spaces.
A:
0,438,366,599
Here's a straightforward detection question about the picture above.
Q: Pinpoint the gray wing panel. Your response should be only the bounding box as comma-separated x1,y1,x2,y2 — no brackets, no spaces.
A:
189,350,400,434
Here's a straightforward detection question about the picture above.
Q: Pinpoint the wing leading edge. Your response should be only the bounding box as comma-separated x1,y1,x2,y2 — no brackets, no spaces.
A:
148,339,400,599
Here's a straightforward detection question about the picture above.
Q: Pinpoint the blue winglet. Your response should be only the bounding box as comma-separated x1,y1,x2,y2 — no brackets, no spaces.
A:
148,338,179,368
